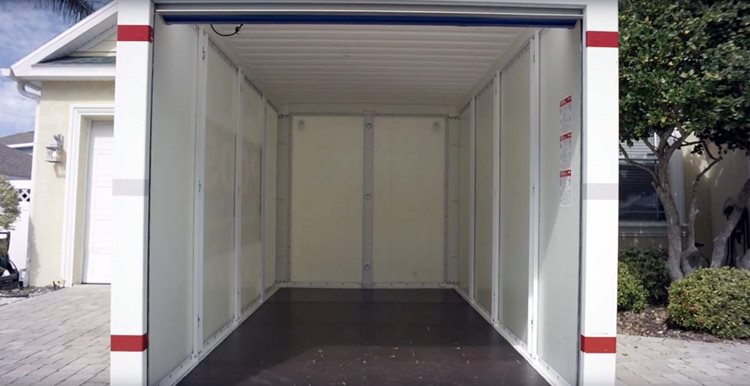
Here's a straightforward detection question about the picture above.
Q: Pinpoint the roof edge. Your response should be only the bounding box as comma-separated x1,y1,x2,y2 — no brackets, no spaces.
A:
9,1,118,81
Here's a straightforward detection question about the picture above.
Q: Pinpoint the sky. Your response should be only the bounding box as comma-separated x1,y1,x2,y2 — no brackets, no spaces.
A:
0,1,108,137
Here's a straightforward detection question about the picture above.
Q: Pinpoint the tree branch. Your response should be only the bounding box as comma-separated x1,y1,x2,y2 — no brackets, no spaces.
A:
642,136,659,156
619,144,658,181
702,140,720,162
692,153,723,195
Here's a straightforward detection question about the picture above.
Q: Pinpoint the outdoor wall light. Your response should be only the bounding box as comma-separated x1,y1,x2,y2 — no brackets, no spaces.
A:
45,134,64,163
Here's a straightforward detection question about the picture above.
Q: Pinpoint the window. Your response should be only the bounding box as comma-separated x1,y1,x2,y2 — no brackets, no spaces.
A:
619,160,665,221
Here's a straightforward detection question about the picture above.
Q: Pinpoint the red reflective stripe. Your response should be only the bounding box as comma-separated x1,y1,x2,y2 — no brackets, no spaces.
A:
580,336,616,353
117,25,153,42
111,334,148,352
586,31,618,48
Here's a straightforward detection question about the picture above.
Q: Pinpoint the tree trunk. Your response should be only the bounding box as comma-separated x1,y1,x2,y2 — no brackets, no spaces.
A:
656,177,684,281
680,182,703,275
710,178,750,268
737,248,750,270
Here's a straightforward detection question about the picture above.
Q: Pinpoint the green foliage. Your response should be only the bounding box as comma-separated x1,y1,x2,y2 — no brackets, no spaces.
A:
36,0,96,23
0,177,19,234
618,261,648,313
668,268,750,339
619,0,750,153
619,248,671,304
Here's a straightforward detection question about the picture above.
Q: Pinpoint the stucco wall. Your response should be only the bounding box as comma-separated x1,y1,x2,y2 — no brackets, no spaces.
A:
29,81,114,286
682,147,749,258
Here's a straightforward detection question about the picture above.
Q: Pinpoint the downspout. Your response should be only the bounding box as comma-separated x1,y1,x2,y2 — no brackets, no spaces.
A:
1,68,41,101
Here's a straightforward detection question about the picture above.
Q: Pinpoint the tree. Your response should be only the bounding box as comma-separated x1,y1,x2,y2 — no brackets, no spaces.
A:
619,0,750,281
0,177,20,256
37,0,96,22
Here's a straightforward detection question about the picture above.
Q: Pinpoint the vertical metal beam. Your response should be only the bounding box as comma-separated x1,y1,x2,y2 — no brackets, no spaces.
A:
491,72,501,324
192,26,208,359
259,96,268,299
528,32,541,357
469,97,477,301
579,5,619,384
110,1,154,383
275,115,292,283
444,118,460,283
362,115,375,286
285,116,293,282
233,68,243,322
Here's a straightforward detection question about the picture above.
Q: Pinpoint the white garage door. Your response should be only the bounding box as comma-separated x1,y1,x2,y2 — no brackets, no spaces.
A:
82,121,114,284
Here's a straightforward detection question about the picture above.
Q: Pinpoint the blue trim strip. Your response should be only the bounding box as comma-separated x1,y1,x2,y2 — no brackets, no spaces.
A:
161,14,577,28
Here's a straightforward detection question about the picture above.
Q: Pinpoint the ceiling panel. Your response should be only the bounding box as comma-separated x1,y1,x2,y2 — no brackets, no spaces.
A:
214,24,526,106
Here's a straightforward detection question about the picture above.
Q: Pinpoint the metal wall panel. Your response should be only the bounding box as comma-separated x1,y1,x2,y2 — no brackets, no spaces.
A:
537,25,582,385
372,117,445,284
202,45,237,341
290,116,363,283
264,104,278,290
474,86,494,312
499,48,531,342
457,107,472,294
148,19,196,385
240,81,263,309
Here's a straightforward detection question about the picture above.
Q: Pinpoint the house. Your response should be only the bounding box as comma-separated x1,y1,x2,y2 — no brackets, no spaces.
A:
0,143,32,181
619,140,750,259
0,131,35,155
3,1,624,385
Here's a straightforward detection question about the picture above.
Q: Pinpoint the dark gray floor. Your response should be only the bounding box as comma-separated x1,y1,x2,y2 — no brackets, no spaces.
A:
179,288,548,386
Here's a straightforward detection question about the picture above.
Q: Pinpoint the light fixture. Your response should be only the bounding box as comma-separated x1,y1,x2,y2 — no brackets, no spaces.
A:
45,134,64,163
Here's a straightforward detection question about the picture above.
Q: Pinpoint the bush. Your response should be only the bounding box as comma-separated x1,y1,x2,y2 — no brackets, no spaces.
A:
618,261,648,313
619,248,670,304
668,268,750,339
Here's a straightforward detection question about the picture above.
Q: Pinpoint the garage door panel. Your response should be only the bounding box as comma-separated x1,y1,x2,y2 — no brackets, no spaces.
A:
290,116,363,283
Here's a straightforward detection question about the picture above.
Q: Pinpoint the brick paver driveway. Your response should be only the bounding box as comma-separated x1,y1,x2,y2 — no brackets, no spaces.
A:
0,286,110,386
617,334,750,386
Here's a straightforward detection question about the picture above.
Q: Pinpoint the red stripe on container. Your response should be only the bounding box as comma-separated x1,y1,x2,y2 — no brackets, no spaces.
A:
580,336,616,353
586,31,618,48
117,25,153,42
111,334,148,352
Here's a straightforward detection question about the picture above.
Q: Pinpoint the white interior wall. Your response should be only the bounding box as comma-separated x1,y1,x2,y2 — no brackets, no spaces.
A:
537,25,582,385
202,44,237,341
290,116,364,283
148,20,196,385
457,107,472,294
372,117,445,284
474,86,494,312
499,47,531,342
240,81,263,309
263,104,278,290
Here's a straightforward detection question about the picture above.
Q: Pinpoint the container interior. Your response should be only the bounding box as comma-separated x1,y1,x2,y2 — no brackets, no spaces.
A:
147,19,583,386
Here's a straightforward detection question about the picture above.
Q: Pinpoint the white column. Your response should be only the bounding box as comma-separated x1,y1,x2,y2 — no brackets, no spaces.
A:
110,1,154,385
579,2,619,385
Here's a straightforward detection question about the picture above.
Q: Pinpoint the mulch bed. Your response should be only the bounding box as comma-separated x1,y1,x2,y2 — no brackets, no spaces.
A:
618,306,749,343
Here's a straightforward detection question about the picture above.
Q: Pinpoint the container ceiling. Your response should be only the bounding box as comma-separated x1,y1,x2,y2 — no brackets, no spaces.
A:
211,24,527,107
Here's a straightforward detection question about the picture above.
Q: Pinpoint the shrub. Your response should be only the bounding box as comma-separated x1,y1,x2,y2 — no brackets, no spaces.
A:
618,261,648,313
668,268,750,339
619,248,670,304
